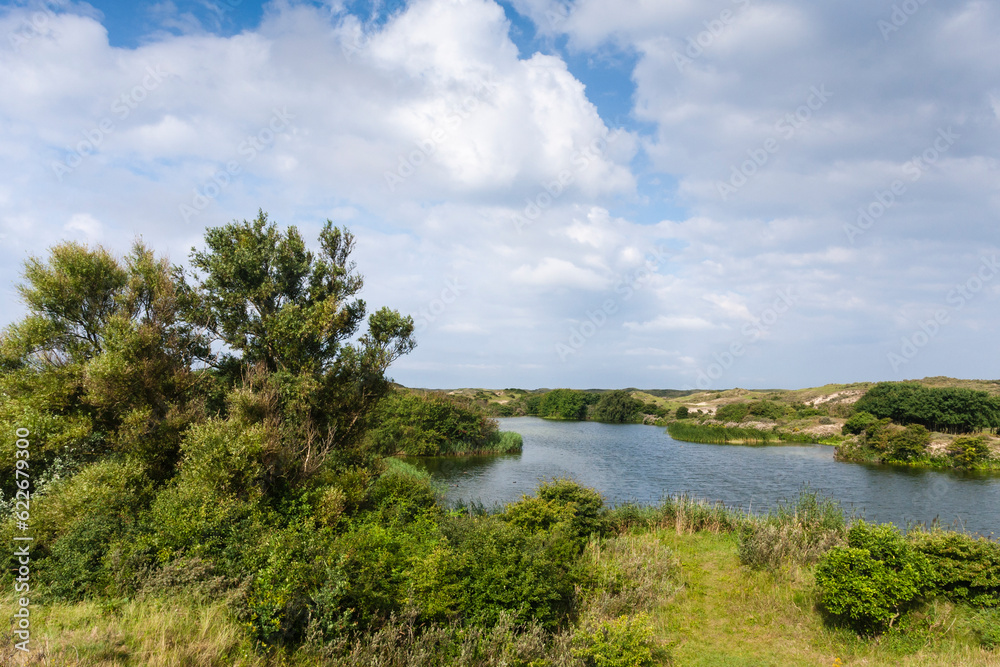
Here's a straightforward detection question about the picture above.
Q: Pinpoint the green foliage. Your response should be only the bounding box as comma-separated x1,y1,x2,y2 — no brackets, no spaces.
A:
179,211,416,478
537,478,607,539
532,388,598,420
886,424,931,462
946,435,991,468
843,410,878,435
908,530,1000,607
591,390,643,423
364,460,439,523
674,406,689,419
854,381,1000,434
572,614,657,667
738,491,846,569
814,522,931,634
27,459,153,601
0,242,209,487
667,422,777,445
748,400,786,420
366,390,503,456
714,402,750,423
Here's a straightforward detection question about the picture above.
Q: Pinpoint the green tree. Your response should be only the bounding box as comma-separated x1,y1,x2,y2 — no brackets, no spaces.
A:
536,389,596,420
178,212,416,481
592,390,642,423
0,241,208,484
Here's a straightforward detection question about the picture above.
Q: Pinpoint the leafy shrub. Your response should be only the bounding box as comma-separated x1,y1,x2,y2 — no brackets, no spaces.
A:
537,478,607,539
674,406,689,419
592,390,643,423
441,515,579,630
534,388,599,420
908,530,1000,607
885,424,930,462
842,411,878,435
364,459,439,523
814,522,930,634
572,614,658,667
946,435,991,468
715,402,750,423
367,390,501,455
748,400,786,420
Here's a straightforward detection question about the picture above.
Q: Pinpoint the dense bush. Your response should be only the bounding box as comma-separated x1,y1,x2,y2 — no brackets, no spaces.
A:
908,530,1000,608
815,522,931,634
714,402,750,423
572,614,658,667
366,390,503,456
946,435,992,468
532,388,599,420
842,411,878,435
591,390,643,423
748,400,786,420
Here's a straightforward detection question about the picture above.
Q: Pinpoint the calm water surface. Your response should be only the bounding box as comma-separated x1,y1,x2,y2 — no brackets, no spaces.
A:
408,417,1000,538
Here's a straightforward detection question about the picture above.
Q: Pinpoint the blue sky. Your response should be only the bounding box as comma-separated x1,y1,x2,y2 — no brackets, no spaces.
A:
1,0,998,390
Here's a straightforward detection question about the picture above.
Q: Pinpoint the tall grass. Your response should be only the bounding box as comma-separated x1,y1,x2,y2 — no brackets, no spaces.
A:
436,430,524,456
667,422,777,445
667,422,826,445
737,491,848,569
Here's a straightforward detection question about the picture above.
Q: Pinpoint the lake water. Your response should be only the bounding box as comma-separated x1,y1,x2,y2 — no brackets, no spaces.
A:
408,417,1000,538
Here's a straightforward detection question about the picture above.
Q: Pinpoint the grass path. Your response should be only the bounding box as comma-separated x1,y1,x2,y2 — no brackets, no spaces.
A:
647,530,1000,666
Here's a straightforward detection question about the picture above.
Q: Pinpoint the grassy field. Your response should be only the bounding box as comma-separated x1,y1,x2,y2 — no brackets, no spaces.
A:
6,521,998,666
